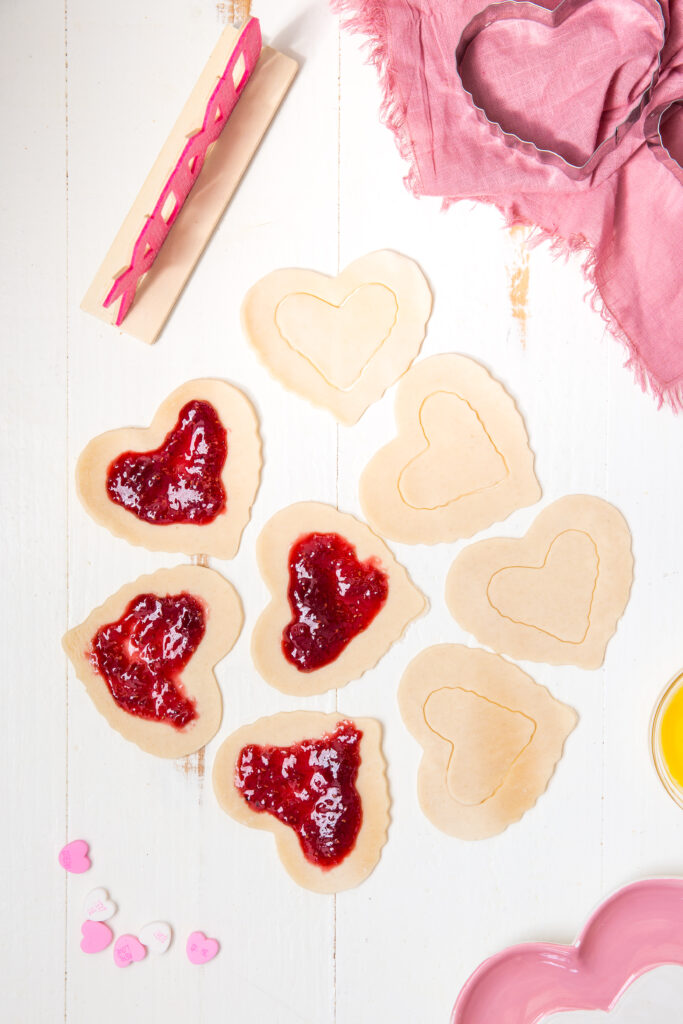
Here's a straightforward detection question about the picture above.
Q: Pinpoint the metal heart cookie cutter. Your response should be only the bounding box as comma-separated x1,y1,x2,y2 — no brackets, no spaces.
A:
645,99,683,185
455,0,666,180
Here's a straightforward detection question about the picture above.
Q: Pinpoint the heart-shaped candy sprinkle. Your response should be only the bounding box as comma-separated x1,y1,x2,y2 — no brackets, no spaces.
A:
113,934,147,968
58,839,91,874
139,921,172,955
80,920,113,954
83,887,116,922
186,930,219,964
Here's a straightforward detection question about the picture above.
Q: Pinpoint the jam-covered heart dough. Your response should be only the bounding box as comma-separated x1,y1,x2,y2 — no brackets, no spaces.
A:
62,565,242,757
360,354,541,544
76,378,261,559
212,712,389,893
251,502,426,696
446,495,634,668
241,250,432,424
399,644,577,839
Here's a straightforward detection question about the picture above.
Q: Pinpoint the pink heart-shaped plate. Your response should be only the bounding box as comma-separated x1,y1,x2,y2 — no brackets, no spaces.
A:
451,878,683,1024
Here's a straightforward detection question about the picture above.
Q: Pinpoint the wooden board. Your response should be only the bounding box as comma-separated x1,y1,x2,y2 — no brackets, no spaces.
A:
81,23,297,344
3,0,683,1021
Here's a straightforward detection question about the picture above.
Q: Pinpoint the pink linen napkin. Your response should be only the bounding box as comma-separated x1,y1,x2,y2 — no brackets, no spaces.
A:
333,0,683,409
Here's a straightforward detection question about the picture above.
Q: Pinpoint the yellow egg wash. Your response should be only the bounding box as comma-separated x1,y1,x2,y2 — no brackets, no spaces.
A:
660,682,683,789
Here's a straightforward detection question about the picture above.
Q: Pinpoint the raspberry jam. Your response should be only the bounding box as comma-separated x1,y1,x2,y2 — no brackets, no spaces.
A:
88,592,204,729
282,532,389,672
235,720,363,868
106,400,227,525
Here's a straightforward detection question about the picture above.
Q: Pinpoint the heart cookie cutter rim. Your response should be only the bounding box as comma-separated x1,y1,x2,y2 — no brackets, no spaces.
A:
455,0,666,180
451,878,683,1023
645,99,683,185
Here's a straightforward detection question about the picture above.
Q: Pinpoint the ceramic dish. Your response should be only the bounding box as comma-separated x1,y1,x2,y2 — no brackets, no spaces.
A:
650,669,683,807
451,879,683,1024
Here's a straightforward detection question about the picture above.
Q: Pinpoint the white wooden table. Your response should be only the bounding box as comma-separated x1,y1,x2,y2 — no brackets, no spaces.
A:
3,1,683,1021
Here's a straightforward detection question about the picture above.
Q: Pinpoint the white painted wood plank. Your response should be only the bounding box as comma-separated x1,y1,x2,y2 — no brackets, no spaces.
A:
0,1,68,1019
334,26,618,1024
64,2,338,1021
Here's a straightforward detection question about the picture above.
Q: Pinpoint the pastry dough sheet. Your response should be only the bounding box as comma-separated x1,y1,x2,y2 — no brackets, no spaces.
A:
241,250,432,424
399,644,577,839
360,354,540,544
76,378,261,560
213,712,389,893
446,495,634,668
251,501,426,696
62,565,242,758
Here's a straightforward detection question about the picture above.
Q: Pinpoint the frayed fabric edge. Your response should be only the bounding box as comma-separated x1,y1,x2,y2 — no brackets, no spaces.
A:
447,196,683,413
331,0,423,194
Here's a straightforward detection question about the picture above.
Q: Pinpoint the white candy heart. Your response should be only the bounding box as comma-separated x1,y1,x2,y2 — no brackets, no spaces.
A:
139,921,172,955
83,887,117,922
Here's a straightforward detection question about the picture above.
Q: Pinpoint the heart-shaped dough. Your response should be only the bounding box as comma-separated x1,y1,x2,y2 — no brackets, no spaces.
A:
399,644,577,839
360,354,541,544
251,501,426,696
213,712,389,893
76,378,261,559
241,250,432,424
446,495,633,668
62,565,242,757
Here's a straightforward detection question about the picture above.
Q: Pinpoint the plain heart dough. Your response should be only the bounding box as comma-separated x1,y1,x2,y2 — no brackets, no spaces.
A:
62,565,242,757
359,354,541,544
212,712,389,893
75,378,261,559
446,495,634,668
241,250,432,424
399,644,577,839
251,501,426,696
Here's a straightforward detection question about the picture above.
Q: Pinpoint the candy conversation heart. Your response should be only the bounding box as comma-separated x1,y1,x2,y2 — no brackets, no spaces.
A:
80,920,113,954
213,712,390,893
241,250,432,424
139,922,172,955
62,565,243,758
186,931,219,965
84,887,116,922
76,378,261,559
360,355,541,544
446,495,634,668
398,644,577,839
251,501,426,696
113,934,146,968
58,839,91,874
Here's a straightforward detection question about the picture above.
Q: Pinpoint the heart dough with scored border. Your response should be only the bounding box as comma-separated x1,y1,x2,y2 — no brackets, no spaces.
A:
213,711,389,893
398,644,577,840
446,495,633,669
251,501,427,697
241,250,432,424
360,354,541,544
75,378,261,560
62,565,243,758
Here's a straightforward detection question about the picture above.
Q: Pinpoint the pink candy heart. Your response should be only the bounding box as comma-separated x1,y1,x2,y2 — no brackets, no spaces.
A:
186,930,219,965
80,920,113,954
58,839,91,874
113,934,147,968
